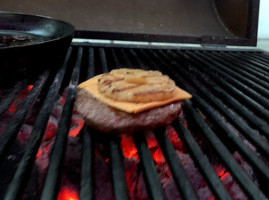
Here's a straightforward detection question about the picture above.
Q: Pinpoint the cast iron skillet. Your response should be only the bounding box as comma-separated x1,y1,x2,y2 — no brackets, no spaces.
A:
0,12,75,87
0,12,74,51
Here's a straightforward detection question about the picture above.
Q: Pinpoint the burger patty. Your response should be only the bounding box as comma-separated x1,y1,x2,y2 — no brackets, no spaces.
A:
75,89,182,133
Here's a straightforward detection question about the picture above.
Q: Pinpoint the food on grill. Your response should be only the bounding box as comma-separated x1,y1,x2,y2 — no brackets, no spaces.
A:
98,69,176,103
75,89,182,133
75,69,192,133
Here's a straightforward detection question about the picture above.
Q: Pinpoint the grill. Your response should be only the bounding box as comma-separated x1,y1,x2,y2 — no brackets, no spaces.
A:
0,43,269,200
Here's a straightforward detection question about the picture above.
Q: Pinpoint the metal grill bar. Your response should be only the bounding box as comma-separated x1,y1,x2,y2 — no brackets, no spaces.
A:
226,51,269,74
159,50,269,172
110,49,121,68
177,52,269,157
193,51,269,100
209,51,269,91
247,52,269,64
0,72,49,160
40,47,83,199
142,49,269,196
183,51,269,137
233,52,269,72
3,48,72,200
98,47,130,199
193,51,269,117
0,81,26,117
119,49,132,68
80,127,94,200
110,137,129,200
1,44,269,200
155,127,199,200
128,49,145,68
87,48,95,79
170,119,233,200
133,133,165,200
218,52,269,87
182,100,268,200
99,48,109,73
200,51,269,109
80,47,95,200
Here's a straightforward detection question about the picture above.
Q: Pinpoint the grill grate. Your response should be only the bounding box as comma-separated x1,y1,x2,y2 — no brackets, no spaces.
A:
0,44,269,200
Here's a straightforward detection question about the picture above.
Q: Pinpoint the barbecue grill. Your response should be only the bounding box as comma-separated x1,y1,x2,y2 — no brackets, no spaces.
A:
1,0,269,200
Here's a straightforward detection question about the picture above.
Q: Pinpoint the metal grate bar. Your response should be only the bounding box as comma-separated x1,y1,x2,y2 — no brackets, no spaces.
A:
128,49,145,68
0,72,49,160
119,49,132,68
157,49,269,142
99,48,109,73
3,48,72,200
87,47,95,79
40,47,83,199
193,50,269,116
183,51,269,137
168,121,233,200
253,51,269,60
138,49,163,72
193,92,269,185
183,100,268,200
136,49,268,198
131,50,214,199
80,48,96,199
234,52,269,72
0,81,26,117
226,51,269,74
148,50,269,183
197,51,269,109
220,52,269,85
80,126,94,200
154,127,199,200
133,133,165,200
247,52,269,64
210,52,269,91
98,47,129,199
110,137,129,200
110,48,121,68
198,51,269,100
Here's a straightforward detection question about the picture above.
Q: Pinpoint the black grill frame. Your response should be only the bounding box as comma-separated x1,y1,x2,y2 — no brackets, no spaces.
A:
0,43,269,200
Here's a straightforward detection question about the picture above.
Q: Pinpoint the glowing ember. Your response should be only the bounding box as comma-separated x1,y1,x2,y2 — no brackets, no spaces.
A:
8,102,17,112
57,187,79,200
8,85,33,113
166,125,183,150
145,132,165,164
120,133,138,160
68,113,84,137
36,141,54,159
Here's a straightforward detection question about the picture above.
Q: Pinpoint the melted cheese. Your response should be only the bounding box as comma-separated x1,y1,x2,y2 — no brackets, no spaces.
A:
78,74,192,113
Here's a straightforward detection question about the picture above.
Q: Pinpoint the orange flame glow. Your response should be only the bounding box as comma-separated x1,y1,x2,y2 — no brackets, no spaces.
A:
57,187,79,200
8,85,34,113
36,142,52,159
216,166,230,182
120,134,138,160
27,85,33,90
145,134,165,164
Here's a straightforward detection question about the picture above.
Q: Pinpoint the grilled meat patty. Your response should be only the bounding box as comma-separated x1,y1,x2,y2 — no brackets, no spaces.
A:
75,89,182,133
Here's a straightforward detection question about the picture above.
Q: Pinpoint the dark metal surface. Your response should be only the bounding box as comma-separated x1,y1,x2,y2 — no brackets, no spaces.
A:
2,48,71,200
0,0,259,46
134,133,165,200
155,127,199,200
0,12,74,87
0,12,74,51
0,72,49,160
40,47,82,200
0,44,269,200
